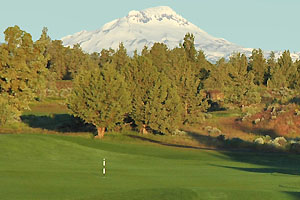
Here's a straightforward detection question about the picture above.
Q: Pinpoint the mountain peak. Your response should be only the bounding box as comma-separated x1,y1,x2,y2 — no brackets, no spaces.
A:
62,6,300,62
141,6,177,15
127,6,189,26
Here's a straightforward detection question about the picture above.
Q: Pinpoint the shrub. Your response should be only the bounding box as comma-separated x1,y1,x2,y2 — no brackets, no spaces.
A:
204,126,212,132
273,137,287,146
267,136,287,148
211,127,222,134
226,137,244,148
205,126,222,135
254,137,264,144
290,142,300,153
271,115,277,120
172,129,187,136
204,113,213,119
216,134,225,142
253,118,261,124
264,135,272,143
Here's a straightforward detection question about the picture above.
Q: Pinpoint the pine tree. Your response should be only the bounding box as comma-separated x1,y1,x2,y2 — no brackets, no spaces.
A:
204,58,229,90
225,53,261,106
182,33,197,62
0,26,49,124
265,51,276,85
168,47,209,124
294,60,300,91
149,42,170,73
248,49,267,85
32,27,52,100
144,75,182,134
99,48,115,67
112,43,130,72
268,50,296,89
47,40,68,79
128,55,182,134
67,63,131,138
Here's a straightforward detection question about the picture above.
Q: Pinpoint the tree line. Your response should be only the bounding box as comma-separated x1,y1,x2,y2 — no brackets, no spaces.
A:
1,26,300,137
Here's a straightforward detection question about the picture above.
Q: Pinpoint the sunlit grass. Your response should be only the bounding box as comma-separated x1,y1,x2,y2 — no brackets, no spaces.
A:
1,134,300,200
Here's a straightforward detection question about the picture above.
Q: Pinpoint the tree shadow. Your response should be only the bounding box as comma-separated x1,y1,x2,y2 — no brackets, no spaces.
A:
209,146,300,177
186,130,255,151
210,164,300,176
127,130,300,178
21,114,95,133
126,134,213,151
235,122,279,138
290,97,300,105
284,192,300,200
186,130,300,176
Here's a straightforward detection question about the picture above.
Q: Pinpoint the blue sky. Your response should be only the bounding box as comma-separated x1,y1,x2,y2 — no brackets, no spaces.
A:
1,0,299,52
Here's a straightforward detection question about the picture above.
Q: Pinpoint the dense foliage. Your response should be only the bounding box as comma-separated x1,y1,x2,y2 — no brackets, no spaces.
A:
1,26,300,137
67,64,131,137
0,26,49,124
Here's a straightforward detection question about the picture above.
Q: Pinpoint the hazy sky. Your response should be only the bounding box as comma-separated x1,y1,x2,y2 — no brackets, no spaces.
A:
1,0,299,52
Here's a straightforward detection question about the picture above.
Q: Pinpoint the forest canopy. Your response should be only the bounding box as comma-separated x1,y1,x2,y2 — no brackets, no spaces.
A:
1,26,300,137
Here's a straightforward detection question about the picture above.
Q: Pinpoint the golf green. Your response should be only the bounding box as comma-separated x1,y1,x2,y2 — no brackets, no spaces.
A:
1,134,300,200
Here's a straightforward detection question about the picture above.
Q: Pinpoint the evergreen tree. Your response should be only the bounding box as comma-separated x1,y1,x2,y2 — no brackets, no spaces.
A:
204,58,229,90
0,26,49,124
47,41,98,80
294,60,300,91
149,42,170,73
112,43,130,72
32,27,52,100
265,51,276,85
99,48,115,67
248,49,267,85
268,50,296,89
67,64,131,138
182,33,197,62
169,47,209,124
47,40,68,79
68,44,98,78
128,55,182,134
195,50,211,89
225,53,261,106
144,75,182,134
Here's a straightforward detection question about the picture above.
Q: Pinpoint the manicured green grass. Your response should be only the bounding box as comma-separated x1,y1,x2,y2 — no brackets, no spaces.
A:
1,134,300,200
209,109,242,119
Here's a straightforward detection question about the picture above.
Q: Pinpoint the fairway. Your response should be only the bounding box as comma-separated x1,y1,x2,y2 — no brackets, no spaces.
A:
1,134,300,200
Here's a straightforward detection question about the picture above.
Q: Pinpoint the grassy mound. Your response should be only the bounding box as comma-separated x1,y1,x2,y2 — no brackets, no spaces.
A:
1,134,300,200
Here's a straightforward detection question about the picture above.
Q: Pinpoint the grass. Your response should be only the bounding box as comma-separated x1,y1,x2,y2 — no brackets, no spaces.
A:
2,99,300,199
1,134,300,200
209,109,242,119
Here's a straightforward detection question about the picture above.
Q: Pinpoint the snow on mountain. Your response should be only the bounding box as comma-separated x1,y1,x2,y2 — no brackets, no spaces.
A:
61,6,299,63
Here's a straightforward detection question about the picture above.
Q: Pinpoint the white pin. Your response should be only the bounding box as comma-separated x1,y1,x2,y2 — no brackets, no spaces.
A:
103,158,106,176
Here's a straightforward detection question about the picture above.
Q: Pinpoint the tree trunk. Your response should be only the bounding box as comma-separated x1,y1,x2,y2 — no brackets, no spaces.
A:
140,124,148,134
95,127,105,138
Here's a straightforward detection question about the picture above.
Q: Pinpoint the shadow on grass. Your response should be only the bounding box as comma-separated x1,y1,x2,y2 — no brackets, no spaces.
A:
284,192,300,200
210,164,300,176
21,114,95,133
186,130,300,173
126,131,300,178
186,131,255,151
234,121,279,138
126,134,213,151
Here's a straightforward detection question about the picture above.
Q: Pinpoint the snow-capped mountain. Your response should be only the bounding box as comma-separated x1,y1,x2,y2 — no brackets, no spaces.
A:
62,6,300,62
